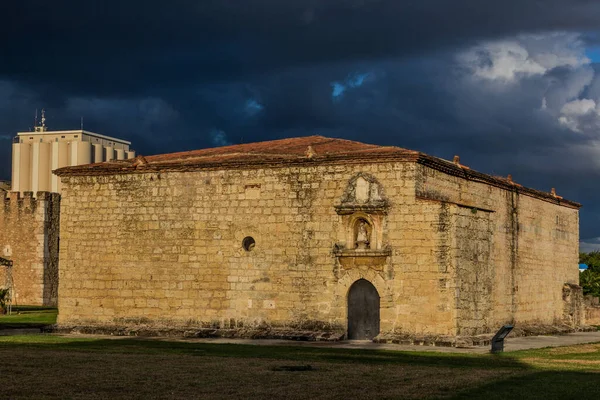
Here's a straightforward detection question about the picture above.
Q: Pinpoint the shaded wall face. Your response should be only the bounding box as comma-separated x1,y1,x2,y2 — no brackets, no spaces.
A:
453,207,495,336
57,163,461,335
512,194,579,324
0,193,59,306
416,165,580,335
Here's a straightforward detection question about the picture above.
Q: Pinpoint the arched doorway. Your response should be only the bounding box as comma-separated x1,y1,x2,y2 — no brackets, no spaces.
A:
347,279,380,340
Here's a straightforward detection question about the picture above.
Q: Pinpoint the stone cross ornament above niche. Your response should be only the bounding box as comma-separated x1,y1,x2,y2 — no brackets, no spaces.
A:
335,173,390,215
334,173,391,256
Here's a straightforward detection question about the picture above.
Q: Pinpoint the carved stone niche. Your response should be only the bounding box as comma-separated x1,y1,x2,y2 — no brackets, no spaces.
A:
333,173,391,270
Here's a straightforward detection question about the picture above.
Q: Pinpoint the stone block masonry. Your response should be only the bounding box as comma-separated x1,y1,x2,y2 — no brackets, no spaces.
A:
58,163,442,334
0,191,60,306
416,164,581,335
53,136,583,340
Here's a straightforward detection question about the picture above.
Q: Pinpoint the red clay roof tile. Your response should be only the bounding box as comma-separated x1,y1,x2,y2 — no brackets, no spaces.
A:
53,135,580,209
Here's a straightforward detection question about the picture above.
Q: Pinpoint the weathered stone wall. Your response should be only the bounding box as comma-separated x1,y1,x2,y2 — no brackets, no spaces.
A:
562,283,584,328
514,194,579,325
0,191,60,306
584,295,600,326
384,192,457,335
57,160,579,337
416,164,580,334
58,162,464,335
453,206,495,335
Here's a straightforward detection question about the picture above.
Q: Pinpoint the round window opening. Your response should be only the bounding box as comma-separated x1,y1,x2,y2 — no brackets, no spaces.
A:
242,236,256,252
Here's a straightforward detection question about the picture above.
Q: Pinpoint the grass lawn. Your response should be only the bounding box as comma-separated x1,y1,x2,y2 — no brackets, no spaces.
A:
0,306,57,327
0,335,599,399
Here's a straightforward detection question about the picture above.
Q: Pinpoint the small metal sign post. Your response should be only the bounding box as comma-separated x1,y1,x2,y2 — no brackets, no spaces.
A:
491,325,514,353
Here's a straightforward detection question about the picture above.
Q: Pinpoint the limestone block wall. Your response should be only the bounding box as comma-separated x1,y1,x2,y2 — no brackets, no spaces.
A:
584,296,600,326
385,199,462,335
0,191,60,306
415,164,580,334
57,160,579,336
586,307,600,326
453,206,495,336
58,162,461,335
513,193,579,324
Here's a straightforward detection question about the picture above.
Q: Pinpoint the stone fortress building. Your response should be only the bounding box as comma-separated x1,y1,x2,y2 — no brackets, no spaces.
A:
0,117,134,306
0,192,60,306
52,136,583,341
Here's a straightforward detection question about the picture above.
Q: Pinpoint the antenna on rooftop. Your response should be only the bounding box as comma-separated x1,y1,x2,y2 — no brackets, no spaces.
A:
35,109,48,132
41,109,46,129
81,117,84,130
33,109,38,131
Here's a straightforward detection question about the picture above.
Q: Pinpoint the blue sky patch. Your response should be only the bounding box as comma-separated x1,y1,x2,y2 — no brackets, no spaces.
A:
586,47,600,63
245,99,264,116
331,72,371,99
332,82,346,98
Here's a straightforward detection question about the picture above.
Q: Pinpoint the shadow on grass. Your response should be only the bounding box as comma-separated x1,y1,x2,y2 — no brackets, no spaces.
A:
0,335,526,369
451,370,600,400
2,336,599,399
10,306,57,312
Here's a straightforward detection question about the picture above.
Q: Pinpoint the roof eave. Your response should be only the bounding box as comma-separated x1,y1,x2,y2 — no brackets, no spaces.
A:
53,148,581,210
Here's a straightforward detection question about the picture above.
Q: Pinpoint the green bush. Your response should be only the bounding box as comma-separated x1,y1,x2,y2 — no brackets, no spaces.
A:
579,251,600,298
580,270,600,297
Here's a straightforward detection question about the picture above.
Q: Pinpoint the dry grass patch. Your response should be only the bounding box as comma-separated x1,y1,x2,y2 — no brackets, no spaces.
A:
523,357,600,365
3,335,600,399
514,341,600,371
0,335,528,400
546,343,600,355
0,347,520,400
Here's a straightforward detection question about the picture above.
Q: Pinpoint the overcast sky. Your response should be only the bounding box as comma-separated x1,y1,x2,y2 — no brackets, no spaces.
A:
2,1,600,250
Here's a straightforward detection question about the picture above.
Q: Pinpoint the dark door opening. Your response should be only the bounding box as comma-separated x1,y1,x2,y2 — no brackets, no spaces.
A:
347,279,380,340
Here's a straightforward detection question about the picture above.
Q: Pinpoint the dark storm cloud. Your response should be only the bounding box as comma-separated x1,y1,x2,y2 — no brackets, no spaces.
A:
2,0,600,95
223,40,600,238
2,1,600,246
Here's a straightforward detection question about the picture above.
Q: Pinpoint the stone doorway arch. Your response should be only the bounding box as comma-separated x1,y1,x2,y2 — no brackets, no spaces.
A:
347,279,380,340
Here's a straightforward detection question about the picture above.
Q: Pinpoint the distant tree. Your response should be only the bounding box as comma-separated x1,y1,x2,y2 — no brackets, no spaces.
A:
580,251,600,271
580,270,600,298
580,252,600,298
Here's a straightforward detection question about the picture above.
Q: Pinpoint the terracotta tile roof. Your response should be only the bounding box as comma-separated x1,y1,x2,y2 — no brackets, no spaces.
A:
147,135,401,162
54,135,580,209
56,135,419,174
